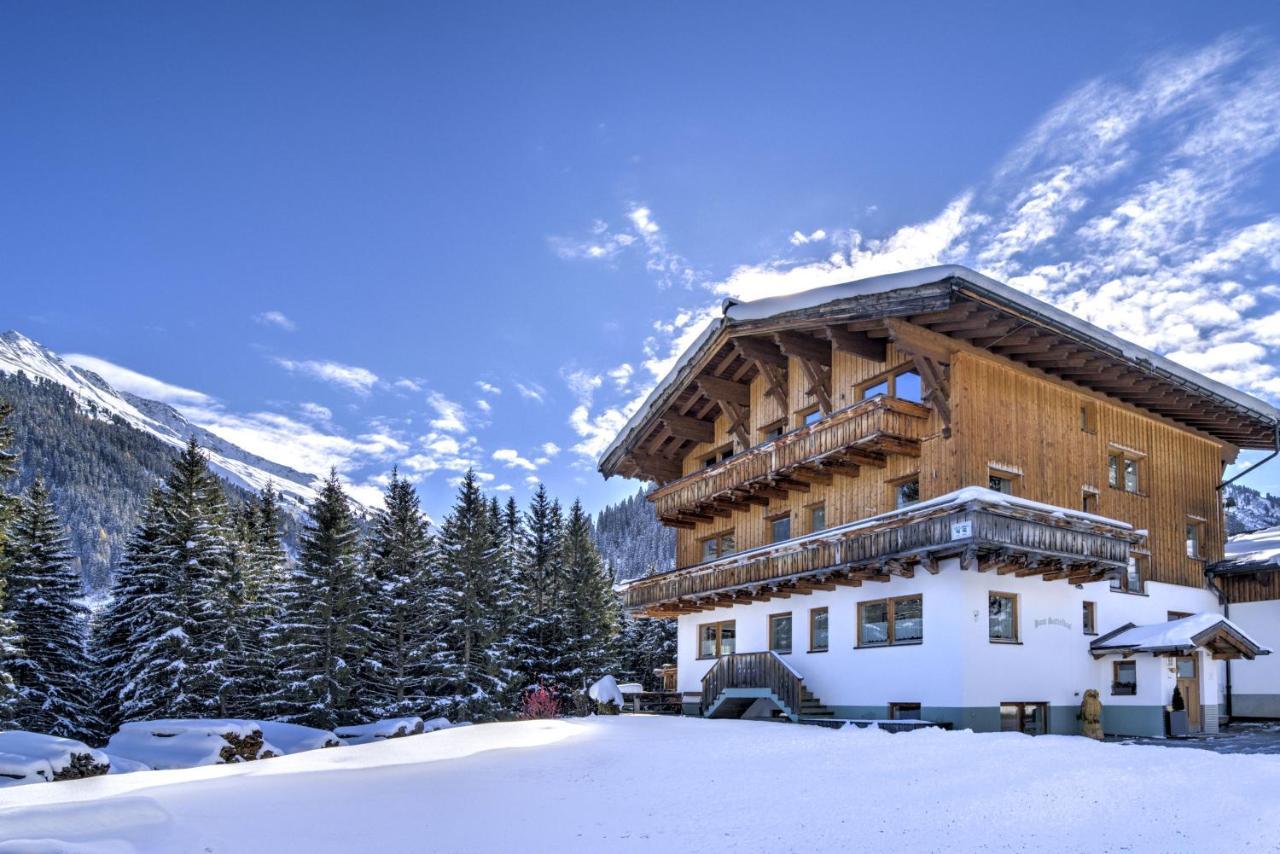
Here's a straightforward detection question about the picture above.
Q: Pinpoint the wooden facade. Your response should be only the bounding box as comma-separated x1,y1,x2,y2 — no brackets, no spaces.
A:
600,269,1280,614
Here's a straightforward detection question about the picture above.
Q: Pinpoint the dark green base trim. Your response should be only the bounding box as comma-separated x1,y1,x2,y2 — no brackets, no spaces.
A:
1232,694,1280,719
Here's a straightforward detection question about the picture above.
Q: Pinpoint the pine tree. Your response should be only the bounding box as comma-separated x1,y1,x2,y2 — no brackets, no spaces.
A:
518,485,567,693
0,400,25,726
110,439,234,722
559,500,619,695
360,471,436,719
490,496,529,710
3,479,97,739
432,470,505,720
270,470,366,728
613,611,677,689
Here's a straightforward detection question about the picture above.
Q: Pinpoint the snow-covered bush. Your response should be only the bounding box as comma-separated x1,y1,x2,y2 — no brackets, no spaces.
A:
257,721,341,754
520,685,560,720
588,675,624,715
334,716,425,745
0,732,110,786
106,720,278,770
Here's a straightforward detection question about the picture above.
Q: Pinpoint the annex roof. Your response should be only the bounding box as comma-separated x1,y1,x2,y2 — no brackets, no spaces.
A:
600,265,1280,482
1090,613,1270,660
1208,525,1280,576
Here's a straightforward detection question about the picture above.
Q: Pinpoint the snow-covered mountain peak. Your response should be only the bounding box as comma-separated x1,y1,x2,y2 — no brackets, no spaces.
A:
0,329,328,512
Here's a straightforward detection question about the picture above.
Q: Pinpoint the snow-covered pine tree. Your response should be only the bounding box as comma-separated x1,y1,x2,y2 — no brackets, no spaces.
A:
3,479,98,739
270,470,366,728
612,611,677,689
115,439,234,721
359,470,436,719
490,495,530,710
559,500,619,696
432,470,505,720
218,502,272,718
518,485,567,695
0,399,25,727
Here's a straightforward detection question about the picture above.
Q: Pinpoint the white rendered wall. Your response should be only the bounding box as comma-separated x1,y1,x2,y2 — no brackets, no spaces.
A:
1228,600,1280,718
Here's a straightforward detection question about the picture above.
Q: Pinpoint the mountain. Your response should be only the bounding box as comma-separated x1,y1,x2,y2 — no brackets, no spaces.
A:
0,331,338,590
1224,483,1280,535
593,488,675,582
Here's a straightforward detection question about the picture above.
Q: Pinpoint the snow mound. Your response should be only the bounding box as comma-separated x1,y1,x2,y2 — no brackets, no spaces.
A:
107,720,277,769
0,732,110,787
257,722,340,754
334,717,426,744
588,675,624,708
105,754,153,775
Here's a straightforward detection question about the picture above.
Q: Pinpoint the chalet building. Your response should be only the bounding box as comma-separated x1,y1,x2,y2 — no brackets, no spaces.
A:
600,265,1278,737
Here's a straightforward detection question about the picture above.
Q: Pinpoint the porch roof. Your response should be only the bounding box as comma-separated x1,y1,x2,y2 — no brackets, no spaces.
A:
1208,525,1280,577
1090,614,1270,660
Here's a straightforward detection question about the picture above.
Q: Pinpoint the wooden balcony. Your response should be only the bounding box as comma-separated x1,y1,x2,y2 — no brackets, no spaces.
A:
649,396,931,524
624,487,1145,616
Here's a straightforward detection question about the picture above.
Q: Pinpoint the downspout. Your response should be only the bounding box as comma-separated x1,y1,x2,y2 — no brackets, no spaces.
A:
1205,570,1232,721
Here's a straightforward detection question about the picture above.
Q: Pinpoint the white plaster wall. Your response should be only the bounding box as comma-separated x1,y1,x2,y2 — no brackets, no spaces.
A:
675,569,1223,719
1228,600,1280,704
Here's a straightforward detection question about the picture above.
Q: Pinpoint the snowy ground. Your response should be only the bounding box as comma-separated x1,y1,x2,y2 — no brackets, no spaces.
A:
3,716,1280,853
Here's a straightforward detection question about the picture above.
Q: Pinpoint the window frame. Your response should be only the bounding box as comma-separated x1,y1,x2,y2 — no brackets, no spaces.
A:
1000,701,1049,735
697,620,736,660
987,468,1019,496
1111,553,1147,595
807,501,827,534
1082,601,1097,636
988,591,1020,643
1185,518,1205,561
1107,446,1145,495
857,594,924,648
1081,487,1099,514
858,365,924,404
808,607,829,653
795,405,823,428
759,419,786,443
701,443,735,469
888,702,922,721
891,475,920,509
1112,660,1137,696
768,611,793,655
768,512,792,543
698,531,736,563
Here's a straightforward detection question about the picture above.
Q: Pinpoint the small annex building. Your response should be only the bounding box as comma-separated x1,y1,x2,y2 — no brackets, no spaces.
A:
600,265,1280,738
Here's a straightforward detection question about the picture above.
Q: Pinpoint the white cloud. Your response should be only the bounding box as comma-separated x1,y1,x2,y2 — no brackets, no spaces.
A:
563,368,603,403
298,402,333,423
253,310,297,332
494,483,513,492
789,229,827,246
515,382,546,403
426,391,467,433
607,363,634,390
525,475,541,486
476,398,492,413
275,358,380,394
552,204,699,289
476,381,501,395
394,378,423,392
62,354,217,409
541,441,561,458
492,448,538,471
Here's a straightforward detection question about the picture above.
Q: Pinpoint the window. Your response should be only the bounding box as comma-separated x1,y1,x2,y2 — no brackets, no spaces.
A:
1168,611,1192,621
796,406,823,427
1107,449,1142,494
760,420,785,442
1000,702,1048,734
1112,661,1137,696
989,592,1019,642
702,444,734,469
1082,489,1099,514
988,472,1016,495
1079,400,1097,433
769,513,792,543
768,612,793,654
894,477,920,508
858,594,923,647
1083,601,1097,635
700,532,735,562
808,503,827,533
809,607,829,652
860,367,922,403
1185,520,1204,560
1111,554,1146,594
888,702,921,721
698,621,736,659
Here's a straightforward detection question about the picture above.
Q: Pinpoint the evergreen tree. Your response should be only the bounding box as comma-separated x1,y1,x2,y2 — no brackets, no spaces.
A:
110,439,234,721
613,612,677,689
559,500,619,694
270,470,366,728
490,496,530,709
518,486,567,693
360,471,436,719
432,470,505,720
3,479,97,738
0,399,25,726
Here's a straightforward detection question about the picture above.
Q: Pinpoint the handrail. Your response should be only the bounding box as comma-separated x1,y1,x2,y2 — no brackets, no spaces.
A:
700,651,804,719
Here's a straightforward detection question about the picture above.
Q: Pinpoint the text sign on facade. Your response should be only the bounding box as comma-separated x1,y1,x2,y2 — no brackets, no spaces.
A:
950,521,973,541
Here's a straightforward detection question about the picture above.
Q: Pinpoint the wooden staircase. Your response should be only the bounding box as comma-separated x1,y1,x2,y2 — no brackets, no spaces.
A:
701,652,830,721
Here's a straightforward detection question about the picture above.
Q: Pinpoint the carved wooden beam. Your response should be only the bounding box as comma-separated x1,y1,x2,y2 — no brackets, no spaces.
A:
734,338,789,412
823,326,887,362
661,411,715,443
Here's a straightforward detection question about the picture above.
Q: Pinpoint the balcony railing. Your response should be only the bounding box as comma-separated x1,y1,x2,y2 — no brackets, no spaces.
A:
623,487,1144,614
701,651,803,719
649,396,931,520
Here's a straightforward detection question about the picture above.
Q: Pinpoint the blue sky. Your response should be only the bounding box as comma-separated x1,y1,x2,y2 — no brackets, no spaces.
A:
3,2,1280,515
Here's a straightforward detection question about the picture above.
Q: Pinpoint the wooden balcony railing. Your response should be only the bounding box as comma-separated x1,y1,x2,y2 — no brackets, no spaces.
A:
701,651,802,718
624,488,1144,614
649,396,931,520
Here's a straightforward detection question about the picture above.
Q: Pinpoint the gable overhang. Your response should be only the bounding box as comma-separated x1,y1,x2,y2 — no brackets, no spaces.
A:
599,265,1280,484
1090,616,1271,661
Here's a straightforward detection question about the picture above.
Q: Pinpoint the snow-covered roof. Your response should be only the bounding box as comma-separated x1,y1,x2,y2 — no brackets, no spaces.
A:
600,265,1280,476
1090,613,1270,659
1213,525,1280,573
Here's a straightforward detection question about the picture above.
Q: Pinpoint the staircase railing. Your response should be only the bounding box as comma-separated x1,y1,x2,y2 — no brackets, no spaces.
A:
700,651,803,718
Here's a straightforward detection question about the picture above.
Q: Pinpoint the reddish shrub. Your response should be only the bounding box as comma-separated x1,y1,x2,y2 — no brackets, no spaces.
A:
520,684,561,720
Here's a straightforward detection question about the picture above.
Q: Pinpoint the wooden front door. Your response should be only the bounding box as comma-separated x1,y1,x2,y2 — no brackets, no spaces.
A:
1175,656,1200,732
